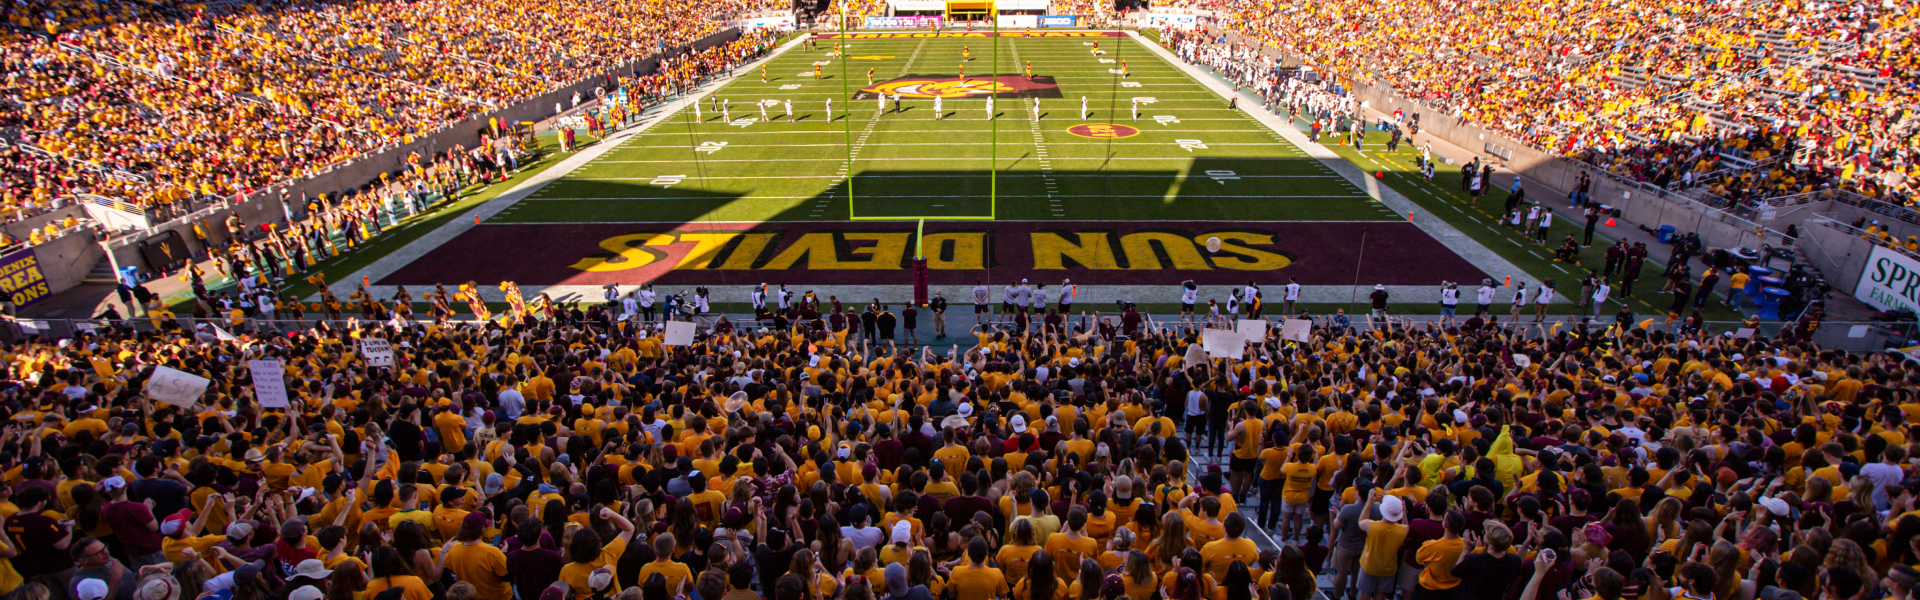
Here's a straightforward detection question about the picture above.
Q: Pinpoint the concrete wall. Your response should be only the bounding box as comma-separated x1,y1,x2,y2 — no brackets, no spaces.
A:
108,27,747,275
1797,221,1878,294
2,205,88,240
32,230,104,297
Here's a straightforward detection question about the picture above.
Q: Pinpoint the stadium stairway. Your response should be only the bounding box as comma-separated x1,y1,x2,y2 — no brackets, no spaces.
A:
80,257,118,286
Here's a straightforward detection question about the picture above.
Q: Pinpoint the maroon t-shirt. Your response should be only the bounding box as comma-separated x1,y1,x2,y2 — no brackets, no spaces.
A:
1400,518,1444,567
102,500,163,555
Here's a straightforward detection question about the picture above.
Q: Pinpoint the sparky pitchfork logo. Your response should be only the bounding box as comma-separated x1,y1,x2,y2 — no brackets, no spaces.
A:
856,75,1063,99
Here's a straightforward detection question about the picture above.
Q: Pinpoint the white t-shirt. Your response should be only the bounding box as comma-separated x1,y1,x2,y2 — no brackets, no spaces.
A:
1284,283,1300,301
1440,288,1458,306
1476,286,1496,304
1181,287,1199,304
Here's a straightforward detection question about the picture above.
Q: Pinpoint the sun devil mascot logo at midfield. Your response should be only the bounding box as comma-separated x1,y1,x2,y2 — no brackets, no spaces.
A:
860,75,1063,99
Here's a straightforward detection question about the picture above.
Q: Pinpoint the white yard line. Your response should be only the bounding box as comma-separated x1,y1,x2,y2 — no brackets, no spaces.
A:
521,194,1371,201
587,157,1314,163
567,174,1341,180
624,128,1290,135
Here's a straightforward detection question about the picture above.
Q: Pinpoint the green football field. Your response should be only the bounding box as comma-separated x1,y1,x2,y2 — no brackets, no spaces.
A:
498,31,1401,224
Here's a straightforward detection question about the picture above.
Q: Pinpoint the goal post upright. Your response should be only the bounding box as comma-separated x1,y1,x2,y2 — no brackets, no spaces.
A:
990,2,998,221
841,0,855,219
842,4,998,222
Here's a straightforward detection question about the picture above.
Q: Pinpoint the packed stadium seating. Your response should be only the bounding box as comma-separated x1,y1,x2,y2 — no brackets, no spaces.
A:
1203,0,1920,207
0,0,784,229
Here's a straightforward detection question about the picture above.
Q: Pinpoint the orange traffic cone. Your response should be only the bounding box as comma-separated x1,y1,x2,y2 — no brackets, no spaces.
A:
1605,217,1616,227
1374,170,1385,178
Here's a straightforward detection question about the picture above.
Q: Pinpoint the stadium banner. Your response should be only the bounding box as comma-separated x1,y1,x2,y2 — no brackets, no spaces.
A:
817,31,1123,38
1039,15,1077,26
1142,12,1200,29
890,0,947,10
734,14,794,30
996,14,1038,27
382,221,1489,287
0,247,49,308
865,16,946,28
1855,244,1920,312
998,0,1050,10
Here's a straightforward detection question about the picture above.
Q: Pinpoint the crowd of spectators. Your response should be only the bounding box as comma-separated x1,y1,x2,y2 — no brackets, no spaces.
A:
1186,0,1920,207
0,0,785,226
0,284,1912,600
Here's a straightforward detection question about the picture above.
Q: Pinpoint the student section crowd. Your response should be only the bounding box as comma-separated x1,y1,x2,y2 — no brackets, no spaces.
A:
0,304,1904,600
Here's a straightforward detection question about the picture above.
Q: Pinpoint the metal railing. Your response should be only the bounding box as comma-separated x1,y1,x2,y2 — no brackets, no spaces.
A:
8,313,1904,352
1809,213,1920,261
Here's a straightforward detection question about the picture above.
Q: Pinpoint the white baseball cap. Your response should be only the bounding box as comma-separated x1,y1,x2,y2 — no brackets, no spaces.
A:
77,579,109,600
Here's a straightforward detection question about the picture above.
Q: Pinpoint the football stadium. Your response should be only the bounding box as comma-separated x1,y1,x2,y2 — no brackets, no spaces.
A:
0,5,1918,600
376,29,1505,301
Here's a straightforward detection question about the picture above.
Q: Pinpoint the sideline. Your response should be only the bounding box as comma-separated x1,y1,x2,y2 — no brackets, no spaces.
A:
323,34,816,300
1127,31,1553,301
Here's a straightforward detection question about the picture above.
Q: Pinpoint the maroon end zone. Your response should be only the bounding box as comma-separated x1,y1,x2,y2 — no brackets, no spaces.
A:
380,221,1488,287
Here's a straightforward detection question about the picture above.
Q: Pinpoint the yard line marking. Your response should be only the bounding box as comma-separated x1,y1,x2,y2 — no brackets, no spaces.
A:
627,128,1284,135
605,142,1303,148
525,194,1370,201
567,174,1348,181
589,157,1318,163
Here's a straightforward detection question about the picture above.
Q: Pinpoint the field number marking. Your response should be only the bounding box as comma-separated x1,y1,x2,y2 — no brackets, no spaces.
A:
1122,81,1142,88
1154,115,1180,125
1205,170,1239,183
650,175,686,187
1133,97,1158,104
731,118,756,127
1175,139,1208,151
780,84,802,90
1098,58,1115,63
696,141,728,154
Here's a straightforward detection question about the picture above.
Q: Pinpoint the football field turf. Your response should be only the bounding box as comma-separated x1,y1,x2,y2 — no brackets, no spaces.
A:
374,31,1497,296
504,32,1397,223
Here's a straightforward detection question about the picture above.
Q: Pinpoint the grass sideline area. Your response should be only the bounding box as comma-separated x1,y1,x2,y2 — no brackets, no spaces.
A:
185,135,595,308
1315,131,1746,321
